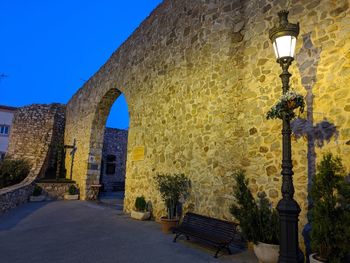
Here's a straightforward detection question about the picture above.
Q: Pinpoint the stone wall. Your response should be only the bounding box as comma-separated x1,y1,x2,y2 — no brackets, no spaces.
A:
101,128,128,191
37,182,76,200
64,0,350,240
0,104,66,214
7,103,66,178
0,183,34,214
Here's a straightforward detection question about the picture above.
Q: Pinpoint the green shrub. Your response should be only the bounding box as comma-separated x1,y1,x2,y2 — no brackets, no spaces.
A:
230,170,279,244
68,185,78,195
310,153,350,263
154,173,191,219
0,158,31,189
32,185,42,196
135,196,147,212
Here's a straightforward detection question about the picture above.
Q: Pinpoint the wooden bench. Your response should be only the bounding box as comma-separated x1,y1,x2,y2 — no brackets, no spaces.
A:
173,212,243,258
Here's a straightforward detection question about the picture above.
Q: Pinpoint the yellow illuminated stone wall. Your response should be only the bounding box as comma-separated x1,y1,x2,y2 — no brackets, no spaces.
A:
64,0,350,239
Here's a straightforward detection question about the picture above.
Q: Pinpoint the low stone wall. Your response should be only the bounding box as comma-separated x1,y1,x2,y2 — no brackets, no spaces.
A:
0,179,34,214
37,182,76,200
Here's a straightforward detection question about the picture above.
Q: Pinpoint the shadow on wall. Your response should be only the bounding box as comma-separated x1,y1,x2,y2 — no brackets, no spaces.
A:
293,32,338,204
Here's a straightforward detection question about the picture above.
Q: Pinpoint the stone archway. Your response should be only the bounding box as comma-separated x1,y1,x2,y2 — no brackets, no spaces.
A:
86,88,122,199
65,85,126,200
64,0,350,229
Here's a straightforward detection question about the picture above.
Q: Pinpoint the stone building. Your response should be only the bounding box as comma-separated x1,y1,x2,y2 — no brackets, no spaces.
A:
0,105,17,160
100,127,128,191
2,0,349,241
63,1,350,237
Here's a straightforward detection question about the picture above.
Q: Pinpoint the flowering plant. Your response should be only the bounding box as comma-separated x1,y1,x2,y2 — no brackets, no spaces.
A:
266,90,305,120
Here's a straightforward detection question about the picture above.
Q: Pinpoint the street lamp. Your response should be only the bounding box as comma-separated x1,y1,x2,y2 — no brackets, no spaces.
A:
269,10,301,263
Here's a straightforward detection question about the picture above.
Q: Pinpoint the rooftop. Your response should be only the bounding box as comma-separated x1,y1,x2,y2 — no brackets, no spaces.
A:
0,105,17,111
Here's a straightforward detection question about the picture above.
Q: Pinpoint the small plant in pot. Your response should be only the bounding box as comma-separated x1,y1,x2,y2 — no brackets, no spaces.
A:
64,184,79,200
309,153,350,263
154,173,191,234
29,185,45,202
230,170,280,263
131,196,151,220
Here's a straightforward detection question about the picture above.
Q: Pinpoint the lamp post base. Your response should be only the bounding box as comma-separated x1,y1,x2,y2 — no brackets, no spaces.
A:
277,198,301,263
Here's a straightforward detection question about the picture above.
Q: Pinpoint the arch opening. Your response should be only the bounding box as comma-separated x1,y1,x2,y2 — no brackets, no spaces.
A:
84,88,129,202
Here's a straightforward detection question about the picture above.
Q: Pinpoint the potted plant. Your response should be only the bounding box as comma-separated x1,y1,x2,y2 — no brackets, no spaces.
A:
64,184,79,200
266,90,305,120
309,153,350,263
154,173,191,234
230,170,280,263
131,196,151,220
29,185,45,202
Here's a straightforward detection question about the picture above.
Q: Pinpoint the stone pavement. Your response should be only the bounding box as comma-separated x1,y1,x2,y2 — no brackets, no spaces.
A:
98,191,125,210
0,201,257,263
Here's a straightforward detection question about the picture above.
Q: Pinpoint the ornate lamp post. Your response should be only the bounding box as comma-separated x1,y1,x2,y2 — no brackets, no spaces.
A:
269,10,301,263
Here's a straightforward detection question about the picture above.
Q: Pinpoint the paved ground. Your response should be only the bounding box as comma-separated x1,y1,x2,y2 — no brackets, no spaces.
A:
0,201,257,263
98,191,124,210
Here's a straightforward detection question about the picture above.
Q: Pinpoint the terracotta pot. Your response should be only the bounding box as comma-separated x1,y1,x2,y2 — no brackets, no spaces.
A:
160,216,179,234
131,210,151,220
309,254,325,263
247,242,255,251
253,242,279,263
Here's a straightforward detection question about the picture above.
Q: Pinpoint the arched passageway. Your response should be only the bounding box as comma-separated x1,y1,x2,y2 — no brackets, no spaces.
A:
99,94,129,207
80,88,129,200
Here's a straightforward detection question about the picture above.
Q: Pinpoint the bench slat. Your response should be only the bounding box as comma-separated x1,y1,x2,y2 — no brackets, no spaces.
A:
173,212,243,258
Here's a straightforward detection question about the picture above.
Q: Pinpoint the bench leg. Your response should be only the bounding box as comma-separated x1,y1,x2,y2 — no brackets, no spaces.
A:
214,247,222,258
215,245,230,258
186,235,190,240
173,233,181,243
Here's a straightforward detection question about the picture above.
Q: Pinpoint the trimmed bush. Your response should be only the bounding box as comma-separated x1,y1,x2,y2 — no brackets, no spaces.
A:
32,185,42,196
68,185,78,195
230,170,279,245
135,196,147,212
0,158,31,189
310,153,350,262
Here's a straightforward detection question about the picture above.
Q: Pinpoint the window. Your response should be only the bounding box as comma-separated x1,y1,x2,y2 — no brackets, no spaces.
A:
107,155,116,162
106,154,116,175
0,125,9,136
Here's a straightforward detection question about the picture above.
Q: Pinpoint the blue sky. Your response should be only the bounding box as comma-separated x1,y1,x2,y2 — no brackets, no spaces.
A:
0,0,162,129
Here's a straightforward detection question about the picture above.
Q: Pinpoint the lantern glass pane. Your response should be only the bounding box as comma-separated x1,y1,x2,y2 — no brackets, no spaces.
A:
274,35,297,58
273,42,278,58
290,36,296,57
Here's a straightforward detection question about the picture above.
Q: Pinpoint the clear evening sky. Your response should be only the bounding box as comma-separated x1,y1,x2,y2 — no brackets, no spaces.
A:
0,0,162,129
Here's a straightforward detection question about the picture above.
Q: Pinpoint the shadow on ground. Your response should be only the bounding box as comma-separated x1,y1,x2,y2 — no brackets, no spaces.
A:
0,201,50,231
